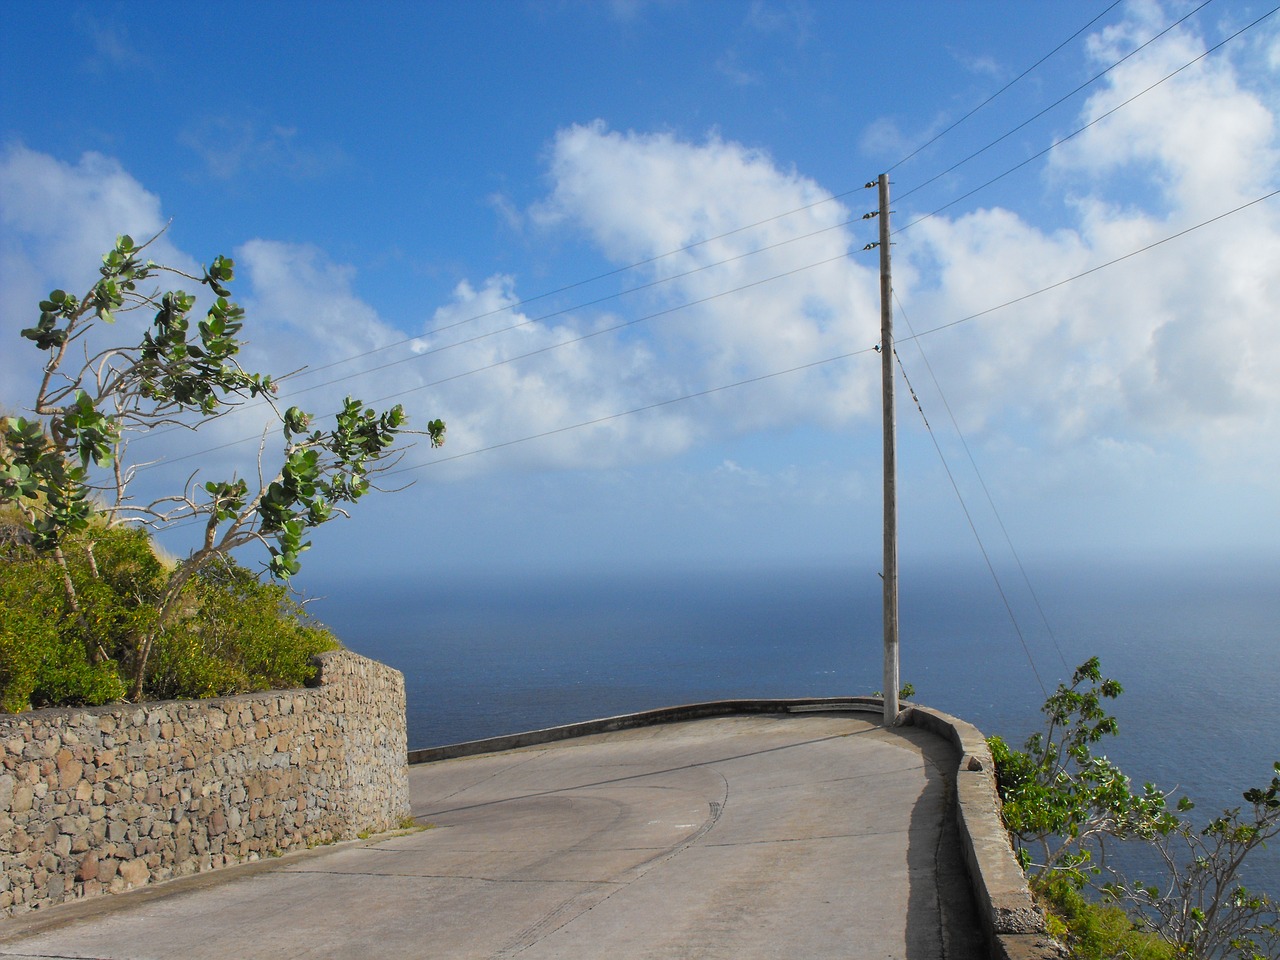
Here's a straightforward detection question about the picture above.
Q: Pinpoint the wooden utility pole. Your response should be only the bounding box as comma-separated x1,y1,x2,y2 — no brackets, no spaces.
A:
878,173,900,725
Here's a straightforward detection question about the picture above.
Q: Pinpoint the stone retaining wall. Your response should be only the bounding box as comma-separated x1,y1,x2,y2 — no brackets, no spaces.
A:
0,650,408,917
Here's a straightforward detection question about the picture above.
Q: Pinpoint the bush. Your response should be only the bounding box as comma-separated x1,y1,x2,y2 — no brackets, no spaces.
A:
1,236,441,699
0,535,127,710
1035,874,1176,960
146,560,339,701
0,516,339,711
992,658,1280,959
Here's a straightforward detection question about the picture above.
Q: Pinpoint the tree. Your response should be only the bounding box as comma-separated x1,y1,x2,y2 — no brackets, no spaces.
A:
1102,766,1280,960
990,658,1280,959
0,232,444,700
987,657,1178,887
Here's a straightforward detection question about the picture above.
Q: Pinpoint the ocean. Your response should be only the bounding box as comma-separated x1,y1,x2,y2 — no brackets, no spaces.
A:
310,558,1280,895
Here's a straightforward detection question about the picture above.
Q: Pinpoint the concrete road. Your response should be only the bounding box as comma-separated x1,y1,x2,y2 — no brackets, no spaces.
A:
0,713,985,959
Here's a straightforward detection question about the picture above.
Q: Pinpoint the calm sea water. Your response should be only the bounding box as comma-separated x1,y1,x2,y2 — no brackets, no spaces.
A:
310,558,1280,893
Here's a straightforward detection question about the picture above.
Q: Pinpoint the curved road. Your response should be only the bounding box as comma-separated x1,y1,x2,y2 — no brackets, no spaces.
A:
0,713,985,959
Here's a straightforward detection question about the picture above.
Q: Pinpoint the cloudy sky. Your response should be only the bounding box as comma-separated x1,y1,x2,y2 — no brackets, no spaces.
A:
3,0,1279,591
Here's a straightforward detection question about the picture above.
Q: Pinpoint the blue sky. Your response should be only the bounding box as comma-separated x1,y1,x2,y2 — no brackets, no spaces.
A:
3,0,1280,590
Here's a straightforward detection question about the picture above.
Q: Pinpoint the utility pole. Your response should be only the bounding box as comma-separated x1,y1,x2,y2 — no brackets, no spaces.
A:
877,173,900,725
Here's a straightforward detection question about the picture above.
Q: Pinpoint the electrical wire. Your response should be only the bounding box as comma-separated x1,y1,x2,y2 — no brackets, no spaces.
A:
258,0,1237,415
893,347,1049,697
375,182,1280,479
894,0,1218,205
899,187,1280,342
385,346,877,477
99,7,1280,482
126,181,1280,551
150,251,856,467
887,0,1128,174
895,288,1070,675
129,213,869,450
130,0,1235,452
145,0,1145,404
893,0,1278,236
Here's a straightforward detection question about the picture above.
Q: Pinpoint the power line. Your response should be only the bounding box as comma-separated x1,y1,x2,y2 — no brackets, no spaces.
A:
132,0,1230,455
381,184,1280,478
267,0,1229,418
137,181,1280,477
895,290,1070,675
385,347,876,477
895,0,1218,206
887,0,1128,174
895,2,1279,236
148,48,1280,476
274,201,867,387
249,218,864,404
151,251,856,467
97,8,1280,481
893,347,1049,697
130,213,870,449
148,1,1151,414
122,180,1280,546
901,187,1280,342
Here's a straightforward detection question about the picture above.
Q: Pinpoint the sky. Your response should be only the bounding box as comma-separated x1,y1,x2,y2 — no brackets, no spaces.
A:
3,0,1280,593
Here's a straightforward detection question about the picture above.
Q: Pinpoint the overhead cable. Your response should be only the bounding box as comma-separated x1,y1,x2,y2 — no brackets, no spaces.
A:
895,0,1220,206
893,347,1049,697
887,0,1128,174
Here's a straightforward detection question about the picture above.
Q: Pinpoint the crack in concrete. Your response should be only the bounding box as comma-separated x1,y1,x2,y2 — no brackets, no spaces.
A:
495,782,730,957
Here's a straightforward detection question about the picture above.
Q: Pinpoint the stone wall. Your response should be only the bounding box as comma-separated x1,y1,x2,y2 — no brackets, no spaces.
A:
0,650,408,917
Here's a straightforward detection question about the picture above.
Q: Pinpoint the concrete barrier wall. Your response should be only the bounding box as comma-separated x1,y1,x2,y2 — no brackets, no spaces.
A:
0,650,408,917
903,704,1061,960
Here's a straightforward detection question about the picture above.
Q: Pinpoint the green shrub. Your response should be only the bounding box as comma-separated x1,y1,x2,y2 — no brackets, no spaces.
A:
994,659,1279,959
145,559,339,701
0,551,128,710
0,515,339,710
1036,875,1177,960
0,558,64,711
27,639,127,709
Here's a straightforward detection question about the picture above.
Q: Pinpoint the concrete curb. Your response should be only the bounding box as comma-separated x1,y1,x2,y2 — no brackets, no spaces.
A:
410,698,1064,960
902,704,1063,960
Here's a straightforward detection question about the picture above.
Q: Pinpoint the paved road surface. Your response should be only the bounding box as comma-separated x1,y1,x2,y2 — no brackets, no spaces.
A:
0,713,985,959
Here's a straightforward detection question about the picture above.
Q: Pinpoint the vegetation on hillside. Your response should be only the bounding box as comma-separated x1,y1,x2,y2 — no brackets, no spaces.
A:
990,658,1280,959
0,231,442,709
0,514,338,711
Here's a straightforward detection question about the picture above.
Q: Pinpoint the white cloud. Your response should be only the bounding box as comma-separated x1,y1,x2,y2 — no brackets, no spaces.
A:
6,0,1280,508
0,146,187,411
891,5,1280,488
529,122,881,431
1051,6,1280,213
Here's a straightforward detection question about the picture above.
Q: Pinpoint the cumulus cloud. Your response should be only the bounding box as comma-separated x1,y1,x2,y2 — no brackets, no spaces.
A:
894,5,1280,485
4,0,1280,505
529,122,881,431
0,147,188,408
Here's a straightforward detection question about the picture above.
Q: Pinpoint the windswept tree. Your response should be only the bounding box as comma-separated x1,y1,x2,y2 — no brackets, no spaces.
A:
0,232,444,700
990,659,1280,959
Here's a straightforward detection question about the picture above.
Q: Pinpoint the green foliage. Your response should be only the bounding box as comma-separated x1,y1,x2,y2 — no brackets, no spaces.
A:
0,529,127,710
873,681,916,699
0,519,339,711
0,231,443,700
1101,765,1280,960
987,657,1178,887
146,561,339,701
1035,874,1177,960
992,657,1280,959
